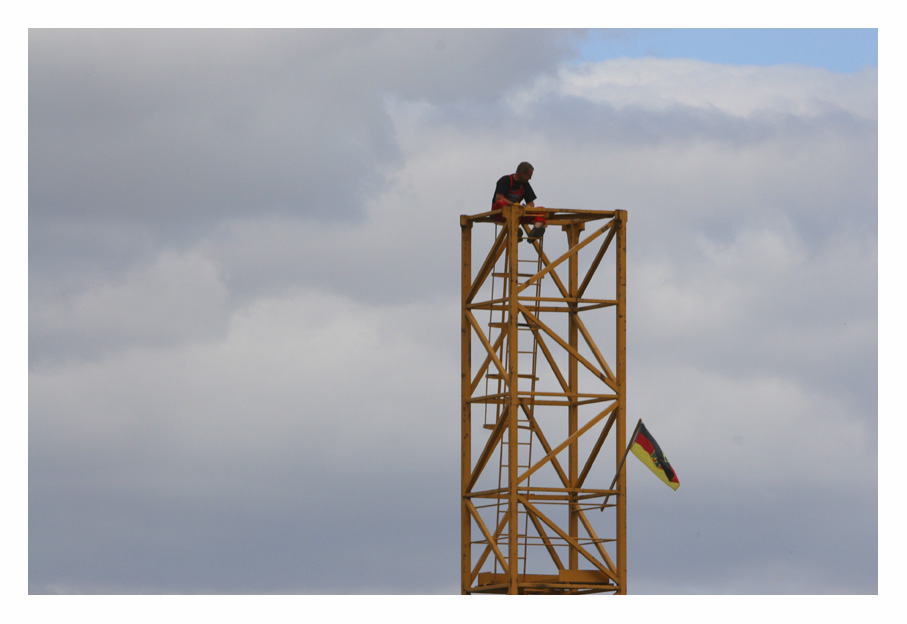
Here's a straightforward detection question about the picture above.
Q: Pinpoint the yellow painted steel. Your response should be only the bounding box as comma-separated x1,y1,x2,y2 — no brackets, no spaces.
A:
461,206,628,595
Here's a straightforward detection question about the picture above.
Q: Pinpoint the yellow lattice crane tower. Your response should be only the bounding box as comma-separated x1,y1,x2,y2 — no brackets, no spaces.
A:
460,203,628,594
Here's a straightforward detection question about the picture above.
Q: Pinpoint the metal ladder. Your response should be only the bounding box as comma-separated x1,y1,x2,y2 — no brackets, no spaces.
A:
484,224,546,578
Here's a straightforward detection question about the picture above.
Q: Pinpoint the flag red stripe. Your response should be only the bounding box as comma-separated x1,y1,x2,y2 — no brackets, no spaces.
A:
633,432,655,455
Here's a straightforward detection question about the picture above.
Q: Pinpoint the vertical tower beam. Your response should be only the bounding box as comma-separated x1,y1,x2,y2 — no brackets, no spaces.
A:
460,215,473,595
615,209,628,594
565,222,583,579
506,203,521,595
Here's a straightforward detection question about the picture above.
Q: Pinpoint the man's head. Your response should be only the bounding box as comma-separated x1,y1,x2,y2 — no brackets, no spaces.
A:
514,161,534,183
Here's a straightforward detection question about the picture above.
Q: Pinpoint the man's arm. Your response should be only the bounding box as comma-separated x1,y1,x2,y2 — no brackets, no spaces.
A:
524,183,537,208
495,195,534,207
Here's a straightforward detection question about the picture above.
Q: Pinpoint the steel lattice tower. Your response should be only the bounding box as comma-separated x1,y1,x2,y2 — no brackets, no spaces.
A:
460,204,628,594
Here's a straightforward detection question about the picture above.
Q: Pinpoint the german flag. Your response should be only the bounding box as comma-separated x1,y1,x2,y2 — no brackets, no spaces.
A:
630,422,679,490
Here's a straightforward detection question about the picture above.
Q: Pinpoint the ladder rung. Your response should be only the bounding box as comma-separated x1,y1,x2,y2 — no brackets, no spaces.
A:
485,373,537,379
485,423,533,431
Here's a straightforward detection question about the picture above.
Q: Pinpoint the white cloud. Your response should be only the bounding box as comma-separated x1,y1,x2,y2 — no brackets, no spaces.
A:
550,58,877,118
30,249,231,363
30,287,457,489
632,364,875,489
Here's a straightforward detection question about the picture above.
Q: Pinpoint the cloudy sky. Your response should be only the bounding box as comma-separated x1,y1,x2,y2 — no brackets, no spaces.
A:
26,25,882,608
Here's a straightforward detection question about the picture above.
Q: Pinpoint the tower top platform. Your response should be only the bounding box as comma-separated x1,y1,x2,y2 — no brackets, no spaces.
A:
461,206,620,228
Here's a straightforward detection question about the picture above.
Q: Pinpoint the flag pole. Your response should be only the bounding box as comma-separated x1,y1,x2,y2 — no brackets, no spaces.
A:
600,418,642,511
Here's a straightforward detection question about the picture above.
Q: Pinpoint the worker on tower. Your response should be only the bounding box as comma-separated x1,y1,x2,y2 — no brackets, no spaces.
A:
491,161,546,241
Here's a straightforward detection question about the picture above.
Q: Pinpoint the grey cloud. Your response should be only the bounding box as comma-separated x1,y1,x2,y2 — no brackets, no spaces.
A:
29,289,460,594
28,28,573,224
631,225,877,391
626,484,877,594
29,30,399,227
30,249,231,367
29,457,458,594
28,28,579,318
